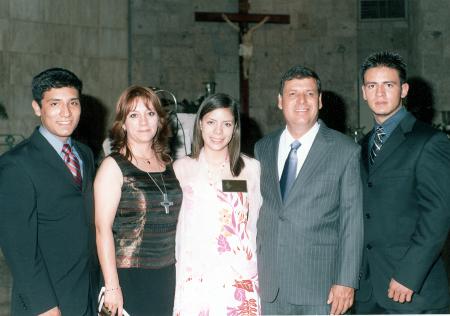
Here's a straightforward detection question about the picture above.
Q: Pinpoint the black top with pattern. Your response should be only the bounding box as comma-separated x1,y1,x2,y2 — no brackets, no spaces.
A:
110,152,182,269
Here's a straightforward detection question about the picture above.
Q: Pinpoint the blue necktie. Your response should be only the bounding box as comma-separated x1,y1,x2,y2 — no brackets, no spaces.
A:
280,140,301,201
369,126,386,165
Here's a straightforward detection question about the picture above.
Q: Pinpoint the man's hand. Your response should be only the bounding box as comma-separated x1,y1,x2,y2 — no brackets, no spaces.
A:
327,284,354,315
38,306,61,316
388,278,414,303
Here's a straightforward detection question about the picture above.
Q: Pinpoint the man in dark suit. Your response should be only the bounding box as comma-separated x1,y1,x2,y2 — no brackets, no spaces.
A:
354,51,450,314
255,65,364,315
0,68,97,315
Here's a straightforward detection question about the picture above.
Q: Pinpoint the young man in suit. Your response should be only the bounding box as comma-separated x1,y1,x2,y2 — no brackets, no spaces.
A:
354,51,450,314
0,68,97,315
255,65,364,315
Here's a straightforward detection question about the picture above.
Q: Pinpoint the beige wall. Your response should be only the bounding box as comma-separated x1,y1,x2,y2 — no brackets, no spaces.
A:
1,0,450,312
0,0,129,143
409,0,450,124
357,0,450,131
0,0,129,308
130,0,359,135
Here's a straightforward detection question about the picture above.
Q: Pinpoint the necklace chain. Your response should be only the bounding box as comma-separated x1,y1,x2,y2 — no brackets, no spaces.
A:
207,159,228,187
135,156,153,161
134,155,154,167
146,170,173,214
146,171,166,193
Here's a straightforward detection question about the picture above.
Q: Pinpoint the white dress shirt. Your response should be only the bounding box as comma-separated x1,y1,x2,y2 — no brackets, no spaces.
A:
277,122,320,180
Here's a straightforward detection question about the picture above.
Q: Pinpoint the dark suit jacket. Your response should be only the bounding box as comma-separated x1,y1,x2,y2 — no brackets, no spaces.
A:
255,121,364,305
0,128,97,315
356,112,450,311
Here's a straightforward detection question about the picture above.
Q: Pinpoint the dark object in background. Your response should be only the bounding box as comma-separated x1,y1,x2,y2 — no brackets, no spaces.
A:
405,76,435,124
319,90,348,134
73,94,108,164
240,112,263,157
0,102,7,120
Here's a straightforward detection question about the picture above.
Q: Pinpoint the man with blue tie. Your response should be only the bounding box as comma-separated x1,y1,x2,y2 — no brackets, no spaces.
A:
0,68,97,315
255,65,364,315
355,51,450,314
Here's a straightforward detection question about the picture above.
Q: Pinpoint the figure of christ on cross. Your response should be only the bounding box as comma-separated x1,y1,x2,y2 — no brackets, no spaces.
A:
222,14,270,80
195,0,289,114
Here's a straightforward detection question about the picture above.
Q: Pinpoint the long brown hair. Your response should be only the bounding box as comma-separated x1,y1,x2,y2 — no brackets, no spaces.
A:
191,93,244,177
110,85,171,164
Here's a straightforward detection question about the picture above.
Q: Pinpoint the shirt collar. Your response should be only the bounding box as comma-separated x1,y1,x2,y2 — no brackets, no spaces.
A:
39,125,73,154
283,121,320,147
375,106,407,138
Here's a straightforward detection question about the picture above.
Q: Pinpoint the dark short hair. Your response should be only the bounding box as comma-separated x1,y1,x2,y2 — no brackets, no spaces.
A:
191,93,244,177
110,85,171,164
32,68,83,106
279,65,322,95
360,51,407,84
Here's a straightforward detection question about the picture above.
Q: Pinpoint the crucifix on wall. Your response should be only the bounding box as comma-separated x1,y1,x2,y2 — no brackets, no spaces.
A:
195,0,290,114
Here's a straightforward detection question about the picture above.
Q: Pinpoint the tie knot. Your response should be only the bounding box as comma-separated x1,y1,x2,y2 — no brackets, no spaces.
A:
290,140,301,151
62,143,72,154
375,125,385,137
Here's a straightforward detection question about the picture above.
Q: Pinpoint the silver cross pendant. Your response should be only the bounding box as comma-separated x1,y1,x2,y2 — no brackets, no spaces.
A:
160,193,174,214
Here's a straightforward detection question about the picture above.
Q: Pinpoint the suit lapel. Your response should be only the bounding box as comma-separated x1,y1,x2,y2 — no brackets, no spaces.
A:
74,142,90,192
268,130,284,206
360,133,371,176
284,122,330,204
370,113,416,175
31,129,83,190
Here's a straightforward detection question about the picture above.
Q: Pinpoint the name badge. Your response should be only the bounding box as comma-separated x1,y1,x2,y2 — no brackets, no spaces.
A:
222,180,247,192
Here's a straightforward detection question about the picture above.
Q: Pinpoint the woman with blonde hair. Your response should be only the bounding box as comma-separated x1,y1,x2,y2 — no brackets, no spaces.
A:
95,86,181,316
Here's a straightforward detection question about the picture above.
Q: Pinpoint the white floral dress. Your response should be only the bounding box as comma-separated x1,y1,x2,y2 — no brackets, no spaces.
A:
173,151,262,316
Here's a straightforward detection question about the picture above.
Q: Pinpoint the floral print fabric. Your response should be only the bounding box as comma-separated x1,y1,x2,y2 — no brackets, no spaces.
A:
173,152,262,316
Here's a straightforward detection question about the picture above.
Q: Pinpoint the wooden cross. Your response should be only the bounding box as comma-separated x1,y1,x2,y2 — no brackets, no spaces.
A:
195,0,290,114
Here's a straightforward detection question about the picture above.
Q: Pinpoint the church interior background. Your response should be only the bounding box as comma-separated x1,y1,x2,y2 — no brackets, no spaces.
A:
1,0,450,312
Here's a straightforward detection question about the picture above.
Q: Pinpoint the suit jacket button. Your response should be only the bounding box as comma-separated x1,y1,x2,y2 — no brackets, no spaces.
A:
279,215,286,221
366,244,372,250
367,182,373,187
365,213,371,219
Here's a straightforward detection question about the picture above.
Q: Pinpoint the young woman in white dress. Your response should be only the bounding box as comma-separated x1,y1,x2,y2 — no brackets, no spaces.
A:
173,93,262,315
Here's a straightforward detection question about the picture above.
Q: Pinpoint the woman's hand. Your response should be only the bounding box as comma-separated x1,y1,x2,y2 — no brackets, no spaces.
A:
104,287,124,316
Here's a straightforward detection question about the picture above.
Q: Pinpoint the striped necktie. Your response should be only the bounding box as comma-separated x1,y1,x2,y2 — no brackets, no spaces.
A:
62,144,82,187
369,126,386,165
280,140,301,201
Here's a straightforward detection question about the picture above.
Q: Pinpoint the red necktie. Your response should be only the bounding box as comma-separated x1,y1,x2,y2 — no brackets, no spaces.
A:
62,144,82,187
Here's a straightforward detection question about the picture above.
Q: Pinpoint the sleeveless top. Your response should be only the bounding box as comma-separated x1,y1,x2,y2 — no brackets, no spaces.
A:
110,152,182,269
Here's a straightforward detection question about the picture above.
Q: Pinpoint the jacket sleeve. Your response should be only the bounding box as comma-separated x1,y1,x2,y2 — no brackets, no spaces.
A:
335,146,364,288
393,133,450,292
254,141,261,161
0,158,58,314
